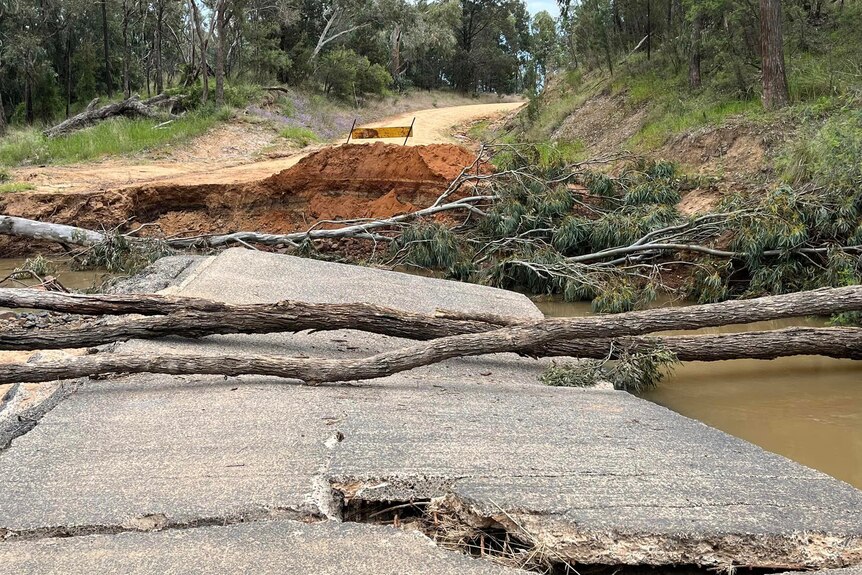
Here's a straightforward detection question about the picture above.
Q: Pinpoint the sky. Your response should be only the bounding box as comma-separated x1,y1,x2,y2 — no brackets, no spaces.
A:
525,0,560,17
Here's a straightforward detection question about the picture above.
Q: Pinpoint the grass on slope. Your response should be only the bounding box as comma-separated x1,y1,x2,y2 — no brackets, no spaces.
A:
522,3,862,153
0,108,228,167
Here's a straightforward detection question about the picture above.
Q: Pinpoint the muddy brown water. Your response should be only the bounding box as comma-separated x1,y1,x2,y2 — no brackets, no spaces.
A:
534,297,862,490
0,258,106,295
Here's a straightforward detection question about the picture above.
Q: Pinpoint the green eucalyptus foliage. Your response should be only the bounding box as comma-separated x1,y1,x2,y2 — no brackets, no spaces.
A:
683,261,731,303
591,278,658,313
541,347,680,392
73,231,173,275
540,360,604,388
391,222,461,270
13,255,56,277
394,147,860,314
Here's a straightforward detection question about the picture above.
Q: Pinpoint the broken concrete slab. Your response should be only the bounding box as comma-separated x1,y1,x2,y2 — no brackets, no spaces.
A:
0,374,333,534
781,568,862,575
1,248,861,571
162,248,545,318
327,381,862,568
105,255,209,295
0,380,75,450
0,519,527,574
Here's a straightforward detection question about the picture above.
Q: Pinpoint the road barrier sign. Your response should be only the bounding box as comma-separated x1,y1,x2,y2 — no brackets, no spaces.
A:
346,117,415,145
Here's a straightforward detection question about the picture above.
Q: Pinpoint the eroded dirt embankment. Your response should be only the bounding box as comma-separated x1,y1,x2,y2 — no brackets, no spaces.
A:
0,143,482,255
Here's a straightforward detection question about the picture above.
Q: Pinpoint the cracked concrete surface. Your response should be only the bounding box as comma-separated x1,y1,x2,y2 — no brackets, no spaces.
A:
1,248,861,571
0,520,528,574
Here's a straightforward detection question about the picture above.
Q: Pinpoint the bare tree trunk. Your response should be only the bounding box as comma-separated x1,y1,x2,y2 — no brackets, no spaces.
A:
689,9,703,89
3,328,859,386
0,196,491,249
65,28,73,118
189,0,211,104
24,71,34,125
156,0,164,94
122,6,131,98
101,0,113,95
760,0,789,109
646,0,652,60
0,90,6,136
40,94,177,137
390,23,402,82
2,287,861,385
215,0,227,106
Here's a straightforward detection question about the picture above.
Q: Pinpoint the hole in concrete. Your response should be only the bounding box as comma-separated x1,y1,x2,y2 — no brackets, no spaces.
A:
341,497,431,526
337,492,796,575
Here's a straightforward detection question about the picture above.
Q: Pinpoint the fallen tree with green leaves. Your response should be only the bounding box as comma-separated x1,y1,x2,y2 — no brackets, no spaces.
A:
2,144,861,319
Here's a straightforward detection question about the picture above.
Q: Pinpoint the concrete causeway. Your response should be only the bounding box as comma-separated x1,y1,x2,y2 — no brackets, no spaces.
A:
1,248,861,572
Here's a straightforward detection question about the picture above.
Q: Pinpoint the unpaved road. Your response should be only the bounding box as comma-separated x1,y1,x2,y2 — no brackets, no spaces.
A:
10,102,523,195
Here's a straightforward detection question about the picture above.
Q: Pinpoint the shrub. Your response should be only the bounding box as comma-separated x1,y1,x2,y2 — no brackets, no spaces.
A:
318,49,392,100
279,126,320,146
541,347,679,392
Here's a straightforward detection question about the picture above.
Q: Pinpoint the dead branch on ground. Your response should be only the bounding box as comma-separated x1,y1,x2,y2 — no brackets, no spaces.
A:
43,93,182,138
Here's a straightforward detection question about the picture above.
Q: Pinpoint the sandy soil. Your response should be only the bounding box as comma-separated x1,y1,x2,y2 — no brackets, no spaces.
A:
10,102,523,195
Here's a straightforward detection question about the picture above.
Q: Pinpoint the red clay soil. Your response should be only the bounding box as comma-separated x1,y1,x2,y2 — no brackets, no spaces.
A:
0,143,485,255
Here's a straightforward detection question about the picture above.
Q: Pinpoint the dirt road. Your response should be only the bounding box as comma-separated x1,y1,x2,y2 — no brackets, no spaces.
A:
10,102,522,196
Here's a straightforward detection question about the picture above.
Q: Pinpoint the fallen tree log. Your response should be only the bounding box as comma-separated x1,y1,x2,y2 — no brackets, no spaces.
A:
2,286,861,385
43,94,180,138
2,285,861,351
0,196,494,250
1,327,859,386
0,296,495,349
0,217,105,247
2,306,860,362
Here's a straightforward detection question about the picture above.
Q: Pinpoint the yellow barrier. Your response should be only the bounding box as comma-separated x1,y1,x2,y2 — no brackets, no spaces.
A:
346,117,415,144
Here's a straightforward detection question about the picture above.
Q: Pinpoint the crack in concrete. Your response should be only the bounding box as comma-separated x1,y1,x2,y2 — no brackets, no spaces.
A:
0,506,322,543
327,478,862,573
0,380,80,452
3,447,862,574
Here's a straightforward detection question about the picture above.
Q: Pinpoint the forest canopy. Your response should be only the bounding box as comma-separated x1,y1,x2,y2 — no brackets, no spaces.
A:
0,0,547,128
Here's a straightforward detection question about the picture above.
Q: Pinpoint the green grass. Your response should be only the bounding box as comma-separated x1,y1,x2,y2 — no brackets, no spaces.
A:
279,125,321,146
632,97,762,149
0,108,226,167
0,181,35,193
467,119,491,140
777,105,862,190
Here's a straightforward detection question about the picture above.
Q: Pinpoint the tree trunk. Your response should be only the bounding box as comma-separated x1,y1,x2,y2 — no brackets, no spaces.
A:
689,9,703,89
0,87,6,136
0,217,104,246
122,8,131,98
2,286,861,385
760,0,789,109
65,28,73,118
101,0,113,95
0,196,491,249
390,23,402,82
2,326,860,387
646,0,652,60
156,1,164,94
215,0,227,106
24,72,34,125
1,290,860,365
189,0,210,104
